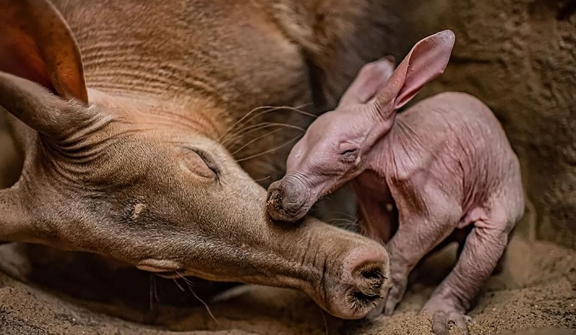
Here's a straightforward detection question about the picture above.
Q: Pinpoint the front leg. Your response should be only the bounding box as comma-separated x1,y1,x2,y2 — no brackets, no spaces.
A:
383,213,459,316
382,187,463,317
353,181,398,319
422,209,511,335
353,181,397,244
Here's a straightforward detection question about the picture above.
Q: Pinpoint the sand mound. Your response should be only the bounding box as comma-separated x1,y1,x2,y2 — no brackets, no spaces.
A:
0,237,574,335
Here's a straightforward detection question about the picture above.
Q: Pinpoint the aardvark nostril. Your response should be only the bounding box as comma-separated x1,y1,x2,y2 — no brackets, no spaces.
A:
342,246,389,312
267,188,284,211
351,262,386,302
266,183,307,222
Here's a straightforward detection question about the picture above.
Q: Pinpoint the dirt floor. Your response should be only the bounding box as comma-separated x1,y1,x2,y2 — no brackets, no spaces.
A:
0,237,574,335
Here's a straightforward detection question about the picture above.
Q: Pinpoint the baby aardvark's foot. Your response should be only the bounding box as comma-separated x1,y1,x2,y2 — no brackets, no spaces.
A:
422,300,473,335
381,267,409,316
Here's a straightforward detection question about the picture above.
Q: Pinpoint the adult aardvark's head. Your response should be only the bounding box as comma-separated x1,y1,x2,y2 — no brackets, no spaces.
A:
0,0,389,319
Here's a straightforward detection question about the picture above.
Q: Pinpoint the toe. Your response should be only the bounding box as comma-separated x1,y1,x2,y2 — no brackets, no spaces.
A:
449,311,468,332
383,281,406,316
432,310,450,335
383,299,396,316
366,301,385,320
431,310,470,335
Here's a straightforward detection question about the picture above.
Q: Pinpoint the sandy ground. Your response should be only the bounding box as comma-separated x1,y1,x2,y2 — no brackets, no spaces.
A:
0,237,574,335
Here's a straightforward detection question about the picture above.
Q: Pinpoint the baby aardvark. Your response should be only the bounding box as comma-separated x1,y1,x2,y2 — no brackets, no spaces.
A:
266,30,524,335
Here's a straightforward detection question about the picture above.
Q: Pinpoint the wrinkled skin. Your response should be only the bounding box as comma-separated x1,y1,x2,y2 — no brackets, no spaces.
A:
0,0,398,319
268,30,525,334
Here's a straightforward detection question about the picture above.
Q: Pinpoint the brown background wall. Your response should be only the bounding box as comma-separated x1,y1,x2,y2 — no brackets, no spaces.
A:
390,0,576,249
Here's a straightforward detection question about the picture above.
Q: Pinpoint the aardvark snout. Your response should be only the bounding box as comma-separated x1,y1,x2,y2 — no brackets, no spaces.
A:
266,178,390,318
333,244,390,319
266,178,310,222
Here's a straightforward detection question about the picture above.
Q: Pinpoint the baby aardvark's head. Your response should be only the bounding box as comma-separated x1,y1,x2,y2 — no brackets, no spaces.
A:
267,30,456,222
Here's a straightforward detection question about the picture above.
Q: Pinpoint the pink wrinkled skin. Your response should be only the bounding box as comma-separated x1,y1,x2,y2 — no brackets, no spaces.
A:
267,30,525,335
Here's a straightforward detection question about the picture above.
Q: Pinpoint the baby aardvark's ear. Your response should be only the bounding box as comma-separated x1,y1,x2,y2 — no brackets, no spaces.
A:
331,30,455,151
374,30,455,112
338,56,396,108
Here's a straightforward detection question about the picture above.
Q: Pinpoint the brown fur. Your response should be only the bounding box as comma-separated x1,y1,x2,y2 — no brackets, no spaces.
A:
0,0,397,319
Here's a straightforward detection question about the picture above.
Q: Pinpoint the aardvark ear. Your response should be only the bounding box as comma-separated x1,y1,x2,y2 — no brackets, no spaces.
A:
338,56,396,108
0,0,90,137
375,30,455,111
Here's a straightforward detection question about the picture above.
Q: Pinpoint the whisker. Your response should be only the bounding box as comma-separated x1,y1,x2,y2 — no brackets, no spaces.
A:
253,175,272,183
228,106,282,137
176,272,219,325
220,103,314,145
241,122,306,133
356,223,368,236
222,122,303,149
220,107,278,145
328,221,358,231
220,109,272,146
221,106,275,141
268,104,316,118
227,103,314,135
149,274,155,311
173,279,186,292
230,127,286,156
329,217,358,223
216,171,269,183
153,275,160,304
328,219,358,226
334,223,359,232
225,122,306,146
328,211,358,221
236,134,303,163
318,305,329,335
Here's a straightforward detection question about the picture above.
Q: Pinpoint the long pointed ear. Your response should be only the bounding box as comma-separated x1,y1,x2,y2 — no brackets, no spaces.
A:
337,56,396,108
0,72,85,139
0,0,88,104
375,30,455,111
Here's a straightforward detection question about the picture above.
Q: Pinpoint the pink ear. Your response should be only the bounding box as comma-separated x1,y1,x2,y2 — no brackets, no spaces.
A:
376,30,455,110
337,56,396,108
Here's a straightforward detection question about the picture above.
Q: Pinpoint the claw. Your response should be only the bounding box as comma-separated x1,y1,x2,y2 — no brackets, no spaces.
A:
382,277,407,316
383,298,397,316
429,310,471,335
366,300,385,320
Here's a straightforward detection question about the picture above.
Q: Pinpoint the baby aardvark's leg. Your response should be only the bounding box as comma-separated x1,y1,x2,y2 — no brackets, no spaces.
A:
422,206,512,335
353,180,397,244
382,190,463,317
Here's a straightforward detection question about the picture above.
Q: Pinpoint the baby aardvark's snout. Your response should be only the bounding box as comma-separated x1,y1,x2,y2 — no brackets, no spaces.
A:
266,177,311,222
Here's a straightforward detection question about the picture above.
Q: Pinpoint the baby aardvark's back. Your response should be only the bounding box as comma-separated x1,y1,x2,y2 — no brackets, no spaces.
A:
391,91,524,221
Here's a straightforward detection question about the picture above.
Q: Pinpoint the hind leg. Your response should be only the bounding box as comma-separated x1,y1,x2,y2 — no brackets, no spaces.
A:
455,226,507,276
422,206,514,335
